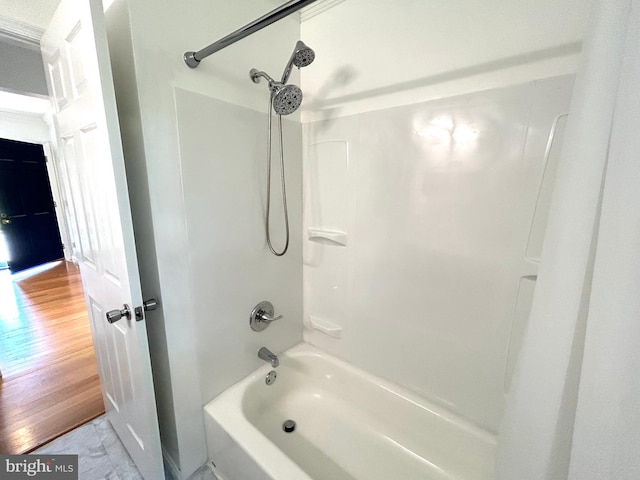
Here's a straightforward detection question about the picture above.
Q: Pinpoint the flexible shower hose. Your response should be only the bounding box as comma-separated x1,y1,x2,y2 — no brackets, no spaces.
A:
265,92,290,256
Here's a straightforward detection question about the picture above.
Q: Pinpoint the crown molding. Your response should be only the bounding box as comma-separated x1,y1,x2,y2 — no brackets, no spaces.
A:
264,0,345,23
0,17,43,50
300,0,345,22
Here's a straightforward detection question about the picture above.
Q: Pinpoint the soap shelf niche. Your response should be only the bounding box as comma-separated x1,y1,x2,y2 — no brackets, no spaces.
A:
309,316,342,339
307,228,347,246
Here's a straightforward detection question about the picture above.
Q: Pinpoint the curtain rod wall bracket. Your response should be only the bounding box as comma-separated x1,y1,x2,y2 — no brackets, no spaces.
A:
183,0,317,69
184,52,200,68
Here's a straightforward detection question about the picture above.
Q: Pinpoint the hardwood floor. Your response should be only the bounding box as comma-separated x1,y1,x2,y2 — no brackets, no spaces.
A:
0,261,105,454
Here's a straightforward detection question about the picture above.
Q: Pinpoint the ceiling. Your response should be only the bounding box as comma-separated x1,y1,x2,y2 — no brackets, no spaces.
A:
0,0,61,31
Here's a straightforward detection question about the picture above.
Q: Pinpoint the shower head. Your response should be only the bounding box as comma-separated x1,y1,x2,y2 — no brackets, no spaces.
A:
292,40,315,68
280,40,315,84
272,84,303,115
250,68,303,115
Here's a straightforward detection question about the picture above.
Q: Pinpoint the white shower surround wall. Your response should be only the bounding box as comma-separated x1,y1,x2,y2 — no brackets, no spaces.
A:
174,87,303,405
302,76,575,432
298,0,589,434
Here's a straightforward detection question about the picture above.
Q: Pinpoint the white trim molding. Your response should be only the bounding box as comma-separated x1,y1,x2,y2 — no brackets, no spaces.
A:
0,17,43,50
300,0,345,22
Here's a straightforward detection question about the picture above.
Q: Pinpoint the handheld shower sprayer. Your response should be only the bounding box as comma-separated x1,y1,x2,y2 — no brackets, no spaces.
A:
250,40,315,256
281,40,316,84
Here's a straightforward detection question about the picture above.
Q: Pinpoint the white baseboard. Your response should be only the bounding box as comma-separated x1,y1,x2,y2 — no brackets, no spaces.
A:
162,446,181,480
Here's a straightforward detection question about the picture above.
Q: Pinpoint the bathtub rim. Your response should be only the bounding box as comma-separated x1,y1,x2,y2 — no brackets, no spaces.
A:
204,341,496,480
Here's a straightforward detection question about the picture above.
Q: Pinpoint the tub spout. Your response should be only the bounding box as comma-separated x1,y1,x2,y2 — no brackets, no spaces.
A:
258,347,279,368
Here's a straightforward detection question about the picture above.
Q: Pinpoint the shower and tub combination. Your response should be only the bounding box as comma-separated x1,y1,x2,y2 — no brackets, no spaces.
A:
179,1,567,479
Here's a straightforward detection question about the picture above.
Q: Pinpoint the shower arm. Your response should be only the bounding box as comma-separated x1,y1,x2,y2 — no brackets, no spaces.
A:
280,53,297,84
184,0,318,68
250,69,278,87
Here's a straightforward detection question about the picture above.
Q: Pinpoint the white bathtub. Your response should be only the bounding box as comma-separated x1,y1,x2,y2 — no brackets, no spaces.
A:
204,344,495,480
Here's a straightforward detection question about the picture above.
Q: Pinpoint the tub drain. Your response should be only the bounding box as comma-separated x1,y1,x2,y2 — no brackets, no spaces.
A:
265,370,277,385
282,420,296,433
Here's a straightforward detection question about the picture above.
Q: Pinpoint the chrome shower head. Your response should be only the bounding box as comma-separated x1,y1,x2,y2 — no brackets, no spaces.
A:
251,68,303,115
292,40,315,68
272,84,303,115
281,40,315,84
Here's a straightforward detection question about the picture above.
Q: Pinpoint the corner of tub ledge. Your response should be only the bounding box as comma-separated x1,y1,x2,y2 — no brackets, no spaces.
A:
285,341,326,357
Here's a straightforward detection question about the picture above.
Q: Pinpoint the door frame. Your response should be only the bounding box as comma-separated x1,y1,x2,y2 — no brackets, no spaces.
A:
41,139,77,263
0,113,75,265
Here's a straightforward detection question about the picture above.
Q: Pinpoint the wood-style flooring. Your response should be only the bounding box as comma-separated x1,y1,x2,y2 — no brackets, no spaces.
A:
0,261,105,454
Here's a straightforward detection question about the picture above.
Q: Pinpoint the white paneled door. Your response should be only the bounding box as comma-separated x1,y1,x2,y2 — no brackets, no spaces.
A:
41,0,164,478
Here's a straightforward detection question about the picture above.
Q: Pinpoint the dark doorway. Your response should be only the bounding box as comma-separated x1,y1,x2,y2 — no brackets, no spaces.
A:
0,138,64,272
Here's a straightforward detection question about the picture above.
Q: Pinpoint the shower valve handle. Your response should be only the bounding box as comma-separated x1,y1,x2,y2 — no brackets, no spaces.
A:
259,312,283,323
250,301,283,332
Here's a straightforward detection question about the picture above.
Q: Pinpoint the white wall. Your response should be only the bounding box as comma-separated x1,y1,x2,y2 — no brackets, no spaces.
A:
301,0,590,433
105,1,303,478
175,89,303,406
0,39,48,96
301,0,590,120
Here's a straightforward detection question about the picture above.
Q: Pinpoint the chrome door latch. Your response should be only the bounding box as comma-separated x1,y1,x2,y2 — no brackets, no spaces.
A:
106,298,158,323
135,298,158,321
106,304,131,323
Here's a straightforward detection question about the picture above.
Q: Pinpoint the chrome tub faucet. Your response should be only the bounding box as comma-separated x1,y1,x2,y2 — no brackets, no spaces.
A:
258,347,279,368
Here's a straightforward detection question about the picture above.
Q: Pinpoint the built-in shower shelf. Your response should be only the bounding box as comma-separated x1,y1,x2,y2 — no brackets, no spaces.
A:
521,258,540,279
307,228,347,246
309,315,342,338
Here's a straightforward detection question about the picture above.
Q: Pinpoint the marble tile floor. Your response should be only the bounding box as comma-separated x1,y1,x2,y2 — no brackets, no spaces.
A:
34,415,217,480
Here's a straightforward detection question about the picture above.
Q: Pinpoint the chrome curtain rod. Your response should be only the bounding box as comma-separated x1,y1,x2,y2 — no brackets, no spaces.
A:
184,0,318,68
